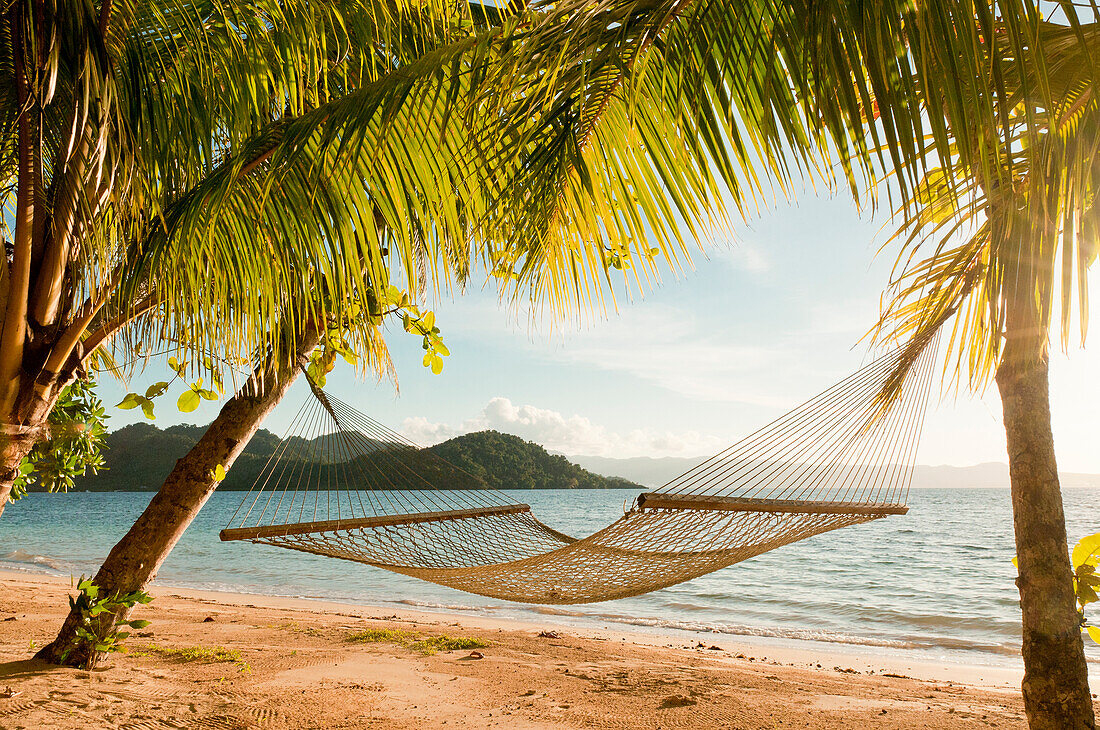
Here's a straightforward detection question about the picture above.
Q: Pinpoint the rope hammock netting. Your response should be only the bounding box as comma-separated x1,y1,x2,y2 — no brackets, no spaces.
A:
221,344,937,604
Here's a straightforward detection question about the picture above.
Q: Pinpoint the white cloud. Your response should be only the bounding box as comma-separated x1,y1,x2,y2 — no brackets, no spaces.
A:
401,397,724,458
538,304,844,408
702,224,770,273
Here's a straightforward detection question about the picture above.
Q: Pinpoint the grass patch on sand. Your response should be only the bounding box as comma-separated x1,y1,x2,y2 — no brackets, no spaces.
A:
346,628,489,655
137,643,251,672
268,620,325,637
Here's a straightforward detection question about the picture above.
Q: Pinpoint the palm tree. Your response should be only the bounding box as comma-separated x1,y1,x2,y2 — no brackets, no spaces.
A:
870,9,1100,728
17,0,828,666
9,0,831,668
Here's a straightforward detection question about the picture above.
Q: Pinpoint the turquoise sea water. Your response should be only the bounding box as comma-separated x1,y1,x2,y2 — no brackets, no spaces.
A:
3,487,1099,669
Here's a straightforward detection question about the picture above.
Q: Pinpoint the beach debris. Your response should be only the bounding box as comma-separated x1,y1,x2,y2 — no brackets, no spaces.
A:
203,616,215,622
706,645,722,651
2,616,15,622
0,687,20,699
659,695,696,709
536,630,561,639
521,690,536,696
463,650,484,660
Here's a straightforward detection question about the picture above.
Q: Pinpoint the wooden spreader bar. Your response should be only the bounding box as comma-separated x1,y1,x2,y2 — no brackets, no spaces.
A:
637,493,908,516
220,503,532,542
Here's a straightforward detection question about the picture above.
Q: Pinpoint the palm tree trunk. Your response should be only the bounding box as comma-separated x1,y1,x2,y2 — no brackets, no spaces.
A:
0,385,71,518
997,298,1095,728
35,325,321,668
0,425,39,516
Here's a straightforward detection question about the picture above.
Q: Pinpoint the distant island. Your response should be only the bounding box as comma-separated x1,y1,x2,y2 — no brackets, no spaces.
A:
569,454,1100,489
59,424,641,492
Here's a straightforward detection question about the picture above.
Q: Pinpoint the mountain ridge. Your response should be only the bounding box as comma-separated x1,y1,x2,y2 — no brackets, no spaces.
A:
567,454,1100,489
55,423,640,492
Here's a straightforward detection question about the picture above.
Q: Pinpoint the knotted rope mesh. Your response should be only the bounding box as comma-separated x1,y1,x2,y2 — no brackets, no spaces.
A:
222,344,936,604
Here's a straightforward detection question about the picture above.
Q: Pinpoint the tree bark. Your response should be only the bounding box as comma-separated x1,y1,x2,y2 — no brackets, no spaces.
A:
997,292,1095,728
0,425,40,516
35,325,321,668
0,382,71,518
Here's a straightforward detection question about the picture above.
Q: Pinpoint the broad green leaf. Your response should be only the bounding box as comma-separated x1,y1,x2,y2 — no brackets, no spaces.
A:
1087,626,1100,645
117,393,141,410
140,398,156,421
1073,533,1100,568
145,382,170,399
177,390,201,413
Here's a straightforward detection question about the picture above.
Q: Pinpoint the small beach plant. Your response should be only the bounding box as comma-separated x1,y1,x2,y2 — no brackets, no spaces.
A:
140,644,251,673
62,577,152,670
346,628,489,655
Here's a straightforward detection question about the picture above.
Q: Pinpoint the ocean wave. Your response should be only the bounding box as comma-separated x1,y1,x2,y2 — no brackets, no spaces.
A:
395,598,498,612
0,548,68,573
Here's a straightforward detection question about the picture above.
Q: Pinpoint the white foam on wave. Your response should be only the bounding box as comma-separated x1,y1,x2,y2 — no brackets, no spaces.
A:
0,549,68,573
396,598,501,612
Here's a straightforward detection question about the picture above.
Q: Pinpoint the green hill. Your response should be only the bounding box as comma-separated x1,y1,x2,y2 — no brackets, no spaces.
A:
428,430,638,490
61,424,639,492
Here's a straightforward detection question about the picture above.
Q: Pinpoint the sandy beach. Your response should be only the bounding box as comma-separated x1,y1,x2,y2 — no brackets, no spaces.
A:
0,571,1042,729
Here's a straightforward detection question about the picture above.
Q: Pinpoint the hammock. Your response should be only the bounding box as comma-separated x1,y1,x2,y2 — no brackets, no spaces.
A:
221,344,935,604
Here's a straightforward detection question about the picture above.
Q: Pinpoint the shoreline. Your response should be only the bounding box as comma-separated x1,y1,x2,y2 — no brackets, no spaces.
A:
0,571,1039,729
2,568,1028,690
0,558,1031,669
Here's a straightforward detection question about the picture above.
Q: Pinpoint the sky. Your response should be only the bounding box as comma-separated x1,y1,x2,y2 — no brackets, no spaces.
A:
96,187,1100,473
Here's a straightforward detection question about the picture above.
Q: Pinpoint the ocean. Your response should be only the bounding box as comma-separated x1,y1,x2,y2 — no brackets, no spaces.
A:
3,487,1099,670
